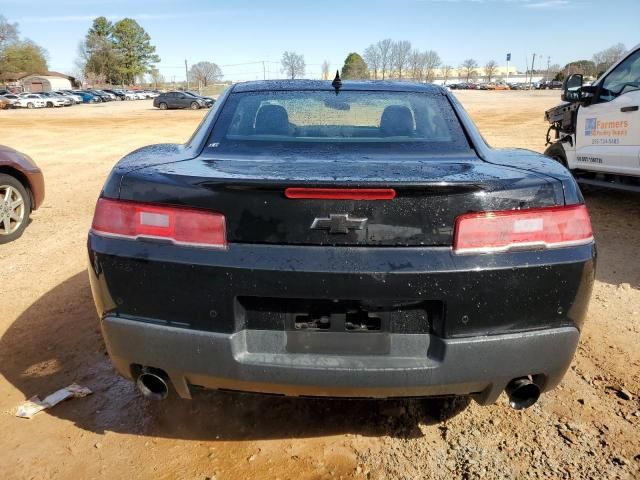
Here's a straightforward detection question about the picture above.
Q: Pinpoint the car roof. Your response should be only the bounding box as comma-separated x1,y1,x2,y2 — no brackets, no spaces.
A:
231,79,445,94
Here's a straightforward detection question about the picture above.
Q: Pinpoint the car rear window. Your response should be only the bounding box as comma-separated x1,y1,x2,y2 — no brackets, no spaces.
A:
206,90,471,156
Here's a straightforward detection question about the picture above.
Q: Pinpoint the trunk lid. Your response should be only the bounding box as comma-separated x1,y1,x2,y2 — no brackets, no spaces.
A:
119,154,564,247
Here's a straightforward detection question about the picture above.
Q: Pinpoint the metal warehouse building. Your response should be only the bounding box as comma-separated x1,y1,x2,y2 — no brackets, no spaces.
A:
22,75,72,92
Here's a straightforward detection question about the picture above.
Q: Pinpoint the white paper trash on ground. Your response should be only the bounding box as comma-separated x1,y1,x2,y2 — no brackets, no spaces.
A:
15,383,93,419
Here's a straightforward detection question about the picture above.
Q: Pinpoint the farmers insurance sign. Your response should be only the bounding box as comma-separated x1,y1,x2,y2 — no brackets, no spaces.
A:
585,118,630,145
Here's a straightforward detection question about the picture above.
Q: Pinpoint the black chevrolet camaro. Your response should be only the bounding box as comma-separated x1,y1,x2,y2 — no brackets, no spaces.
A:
88,80,595,409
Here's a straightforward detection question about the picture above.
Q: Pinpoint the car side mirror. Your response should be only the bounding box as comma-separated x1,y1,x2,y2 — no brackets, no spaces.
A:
578,85,598,106
561,74,583,102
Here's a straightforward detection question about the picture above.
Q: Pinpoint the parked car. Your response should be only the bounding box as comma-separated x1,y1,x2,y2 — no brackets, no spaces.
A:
71,91,100,104
54,91,82,104
90,80,595,409
125,90,145,100
103,89,126,101
153,91,208,110
186,91,215,107
80,90,111,102
6,94,45,108
0,145,44,243
0,96,12,109
35,92,72,107
121,91,138,100
95,90,117,101
1,95,19,108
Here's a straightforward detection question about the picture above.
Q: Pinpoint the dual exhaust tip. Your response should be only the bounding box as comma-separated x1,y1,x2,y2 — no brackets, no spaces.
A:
136,368,169,401
135,368,541,410
505,377,541,410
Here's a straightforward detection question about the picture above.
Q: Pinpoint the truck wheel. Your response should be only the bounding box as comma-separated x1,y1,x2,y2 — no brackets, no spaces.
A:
0,173,31,244
544,142,568,168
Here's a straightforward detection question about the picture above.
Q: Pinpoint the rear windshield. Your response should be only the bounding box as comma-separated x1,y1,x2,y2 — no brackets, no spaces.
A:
206,90,471,156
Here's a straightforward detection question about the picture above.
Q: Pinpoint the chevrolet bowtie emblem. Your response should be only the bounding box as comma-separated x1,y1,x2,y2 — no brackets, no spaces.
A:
310,214,368,234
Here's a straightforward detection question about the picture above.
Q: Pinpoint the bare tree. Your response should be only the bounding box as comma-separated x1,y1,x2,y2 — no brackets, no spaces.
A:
422,50,441,83
149,67,164,88
592,43,627,75
321,60,330,80
364,44,381,80
484,60,498,83
281,51,305,79
189,61,222,87
0,15,19,50
460,58,478,82
377,38,393,80
441,64,452,85
408,49,422,81
390,40,412,79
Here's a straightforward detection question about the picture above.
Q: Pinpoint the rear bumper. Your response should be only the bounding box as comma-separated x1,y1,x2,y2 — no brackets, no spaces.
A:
89,234,594,402
101,316,579,403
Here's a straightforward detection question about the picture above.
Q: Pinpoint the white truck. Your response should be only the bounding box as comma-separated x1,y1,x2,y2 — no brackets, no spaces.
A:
544,43,640,192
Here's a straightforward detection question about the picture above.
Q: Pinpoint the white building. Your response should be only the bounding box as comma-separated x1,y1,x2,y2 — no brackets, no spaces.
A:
21,75,73,92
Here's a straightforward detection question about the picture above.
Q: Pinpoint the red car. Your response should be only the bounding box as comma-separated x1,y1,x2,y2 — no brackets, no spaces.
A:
0,145,45,243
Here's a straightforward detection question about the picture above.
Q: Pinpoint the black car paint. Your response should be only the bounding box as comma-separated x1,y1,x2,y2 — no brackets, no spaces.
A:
89,80,595,401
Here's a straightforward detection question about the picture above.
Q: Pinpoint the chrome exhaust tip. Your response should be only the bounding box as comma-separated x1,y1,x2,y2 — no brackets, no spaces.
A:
136,368,169,401
505,377,541,410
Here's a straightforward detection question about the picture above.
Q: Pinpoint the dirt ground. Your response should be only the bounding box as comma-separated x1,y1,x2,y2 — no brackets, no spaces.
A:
0,91,638,480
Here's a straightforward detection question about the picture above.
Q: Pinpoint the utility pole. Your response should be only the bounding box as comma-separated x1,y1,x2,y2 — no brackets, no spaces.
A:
546,56,551,82
185,59,189,90
506,53,511,84
262,61,266,80
529,53,536,89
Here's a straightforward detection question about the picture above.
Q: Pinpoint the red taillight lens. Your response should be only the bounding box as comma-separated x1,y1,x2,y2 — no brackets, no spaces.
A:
285,188,396,200
453,204,593,254
91,198,227,248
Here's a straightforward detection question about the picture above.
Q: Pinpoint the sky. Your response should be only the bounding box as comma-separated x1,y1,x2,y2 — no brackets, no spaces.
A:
2,0,639,81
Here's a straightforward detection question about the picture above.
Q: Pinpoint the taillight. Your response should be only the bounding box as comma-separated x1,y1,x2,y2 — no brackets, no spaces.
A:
453,204,593,254
91,198,227,248
285,188,396,200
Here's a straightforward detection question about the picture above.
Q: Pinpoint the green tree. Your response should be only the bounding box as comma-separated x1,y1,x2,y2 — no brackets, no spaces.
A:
341,52,369,80
89,16,113,38
111,19,160,85
78,17,121,84
0,40,48,77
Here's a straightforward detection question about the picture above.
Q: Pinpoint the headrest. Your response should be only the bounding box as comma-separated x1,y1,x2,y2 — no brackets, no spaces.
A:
380,105,414,136
255,104,289,135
